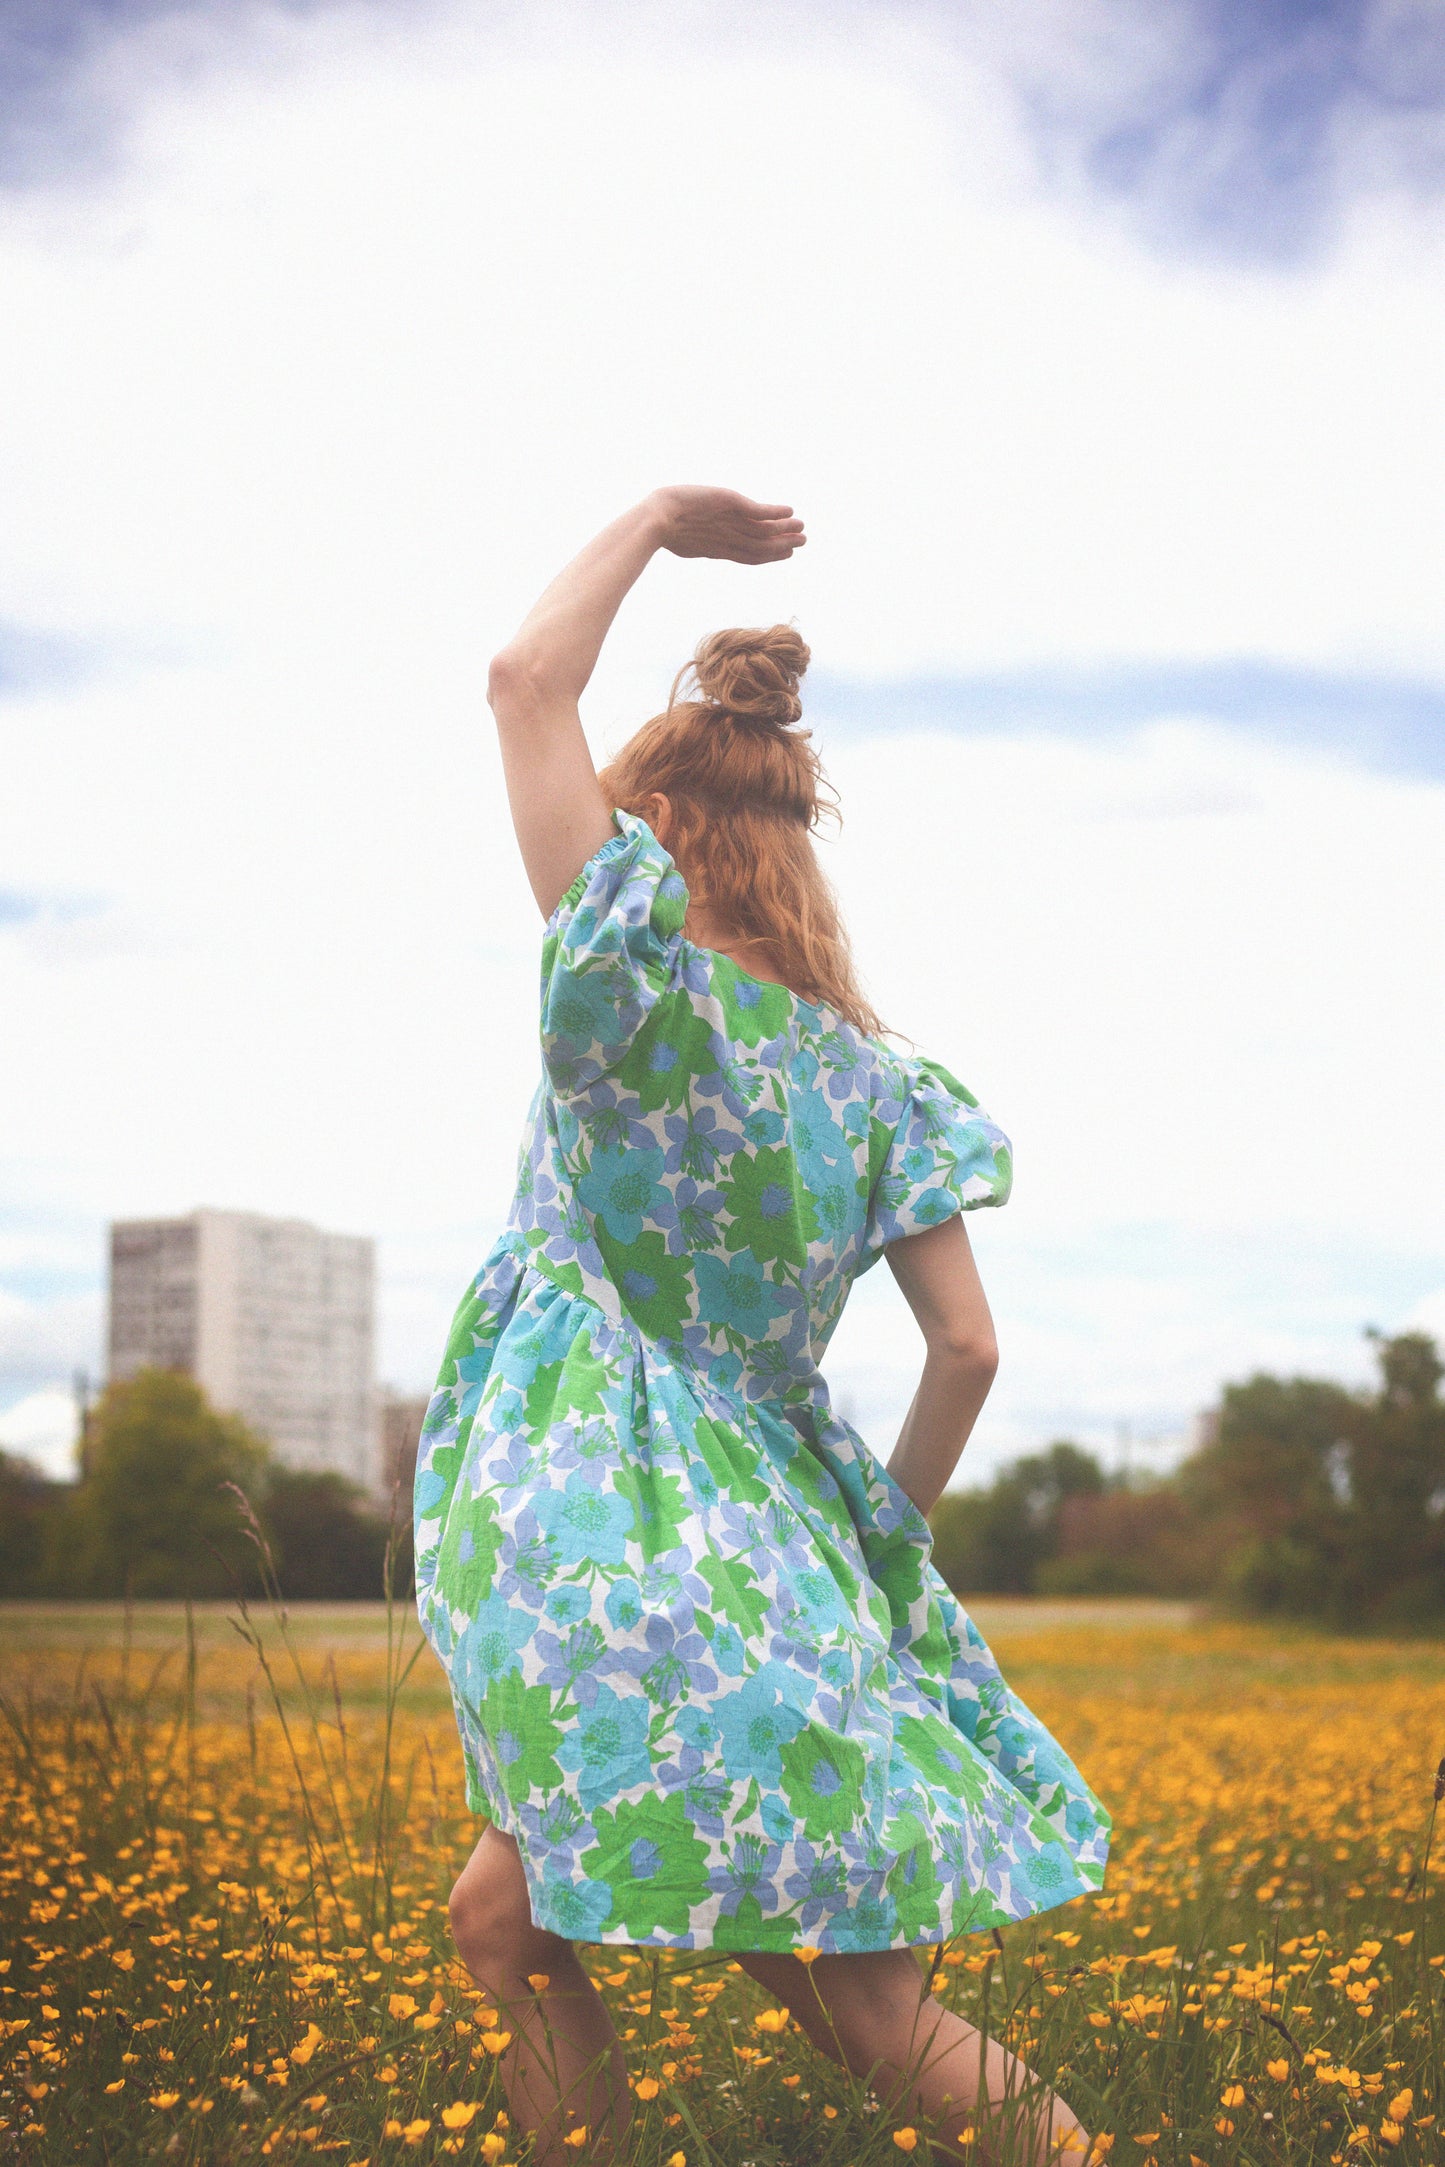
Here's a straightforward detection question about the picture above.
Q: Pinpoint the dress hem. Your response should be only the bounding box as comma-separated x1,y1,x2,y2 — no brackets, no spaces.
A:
516,1873,1106,1958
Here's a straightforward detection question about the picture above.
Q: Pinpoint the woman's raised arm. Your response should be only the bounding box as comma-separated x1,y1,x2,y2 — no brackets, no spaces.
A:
488,486,805,917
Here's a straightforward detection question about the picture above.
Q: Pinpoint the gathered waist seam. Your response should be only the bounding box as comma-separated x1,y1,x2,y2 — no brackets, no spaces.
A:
496,1230,821,1416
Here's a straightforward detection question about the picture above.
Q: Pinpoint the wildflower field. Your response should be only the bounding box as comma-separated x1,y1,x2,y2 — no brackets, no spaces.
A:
1,1597,1441,2166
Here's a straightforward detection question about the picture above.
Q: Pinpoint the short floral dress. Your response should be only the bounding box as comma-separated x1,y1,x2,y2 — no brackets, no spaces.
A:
415,814,1110,1952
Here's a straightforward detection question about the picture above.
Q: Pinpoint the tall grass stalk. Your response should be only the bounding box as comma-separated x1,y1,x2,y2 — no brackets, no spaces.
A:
1,1613,1441,2164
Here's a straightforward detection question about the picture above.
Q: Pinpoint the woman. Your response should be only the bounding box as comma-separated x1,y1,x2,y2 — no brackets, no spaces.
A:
414,486,1110,2164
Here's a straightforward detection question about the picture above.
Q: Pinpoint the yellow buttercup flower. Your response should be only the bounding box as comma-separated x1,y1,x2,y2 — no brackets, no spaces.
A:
289,2022,323,2065
0,1611,1439,2167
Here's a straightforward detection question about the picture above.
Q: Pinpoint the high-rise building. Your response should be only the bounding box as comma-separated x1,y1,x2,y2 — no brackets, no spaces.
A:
107,1209,377,1489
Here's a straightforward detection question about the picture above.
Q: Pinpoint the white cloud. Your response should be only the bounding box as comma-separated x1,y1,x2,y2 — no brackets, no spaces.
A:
6,689,1441,1476
0,1388,81,1483
0,1282,101,1376
826,718,1445,1250
0,1277,100,1482
2,3,1444,1483
4,5,1445,682
1406,1288,1445,1344
820,717,1445,1475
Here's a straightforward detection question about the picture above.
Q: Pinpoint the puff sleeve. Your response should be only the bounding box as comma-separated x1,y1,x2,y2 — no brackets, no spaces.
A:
862,1054,1013,1263
539,812,690,1094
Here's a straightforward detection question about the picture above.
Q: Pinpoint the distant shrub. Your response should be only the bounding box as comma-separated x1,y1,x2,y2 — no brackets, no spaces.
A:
0,1368,408,1604
930,1332,1445,1633
0,1451,63,1598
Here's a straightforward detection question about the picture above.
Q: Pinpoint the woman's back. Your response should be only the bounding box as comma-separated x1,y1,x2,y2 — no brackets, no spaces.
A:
512,813,1013,1400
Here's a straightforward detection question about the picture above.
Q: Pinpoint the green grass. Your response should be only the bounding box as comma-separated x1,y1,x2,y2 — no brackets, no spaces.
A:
1,1597,1442,2165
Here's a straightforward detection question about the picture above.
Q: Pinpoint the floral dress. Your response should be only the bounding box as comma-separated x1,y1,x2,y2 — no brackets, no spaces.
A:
414,815,1110,1952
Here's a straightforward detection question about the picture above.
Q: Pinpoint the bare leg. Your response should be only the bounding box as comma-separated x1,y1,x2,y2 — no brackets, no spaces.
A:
737,1948,1090,2167
448,1825,631,2165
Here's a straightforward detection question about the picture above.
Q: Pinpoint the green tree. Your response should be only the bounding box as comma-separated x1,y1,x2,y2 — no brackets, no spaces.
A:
930,1441,1106,1594
1037,1482,1221,1597
1343,1332,1445,1626
0,1452,64,1597
1177,1367,1357,1620
1184,1371,1358,1532
54,1368,268,1599
265,1469,406,1601
1181,1331,1445,1629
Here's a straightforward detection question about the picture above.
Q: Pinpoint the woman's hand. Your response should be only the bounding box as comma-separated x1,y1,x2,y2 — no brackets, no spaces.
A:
490,489,803,919
651,485,806,564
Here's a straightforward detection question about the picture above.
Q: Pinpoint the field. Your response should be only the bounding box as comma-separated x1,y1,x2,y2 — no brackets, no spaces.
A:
1,1597,1441,2165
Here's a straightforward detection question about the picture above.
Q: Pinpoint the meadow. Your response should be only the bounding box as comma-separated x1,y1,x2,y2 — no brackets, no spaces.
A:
0,1595,1441,2166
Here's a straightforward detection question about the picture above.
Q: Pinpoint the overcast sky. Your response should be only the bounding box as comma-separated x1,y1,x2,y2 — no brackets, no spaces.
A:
3,0,1444,1483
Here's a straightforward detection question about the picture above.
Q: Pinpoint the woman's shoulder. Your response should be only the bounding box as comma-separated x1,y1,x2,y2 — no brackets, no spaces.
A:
860,1044,1013,1247
539,815,692,1096
546,811,689,950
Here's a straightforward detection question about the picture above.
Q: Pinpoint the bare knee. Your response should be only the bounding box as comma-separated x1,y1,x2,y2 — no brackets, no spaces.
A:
449,1829,544,1977
738,1948,928,2071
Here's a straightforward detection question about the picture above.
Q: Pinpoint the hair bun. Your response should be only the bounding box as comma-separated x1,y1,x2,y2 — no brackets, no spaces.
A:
690,624,809,732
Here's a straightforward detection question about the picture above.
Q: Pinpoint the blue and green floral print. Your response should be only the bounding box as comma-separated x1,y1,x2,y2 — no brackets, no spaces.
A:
415,815,1109,1951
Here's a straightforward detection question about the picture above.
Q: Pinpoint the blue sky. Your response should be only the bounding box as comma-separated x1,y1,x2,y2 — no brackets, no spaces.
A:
1007,0,1445,259
817,660,1445,779
6,0,1445,260
2,0,1443,1480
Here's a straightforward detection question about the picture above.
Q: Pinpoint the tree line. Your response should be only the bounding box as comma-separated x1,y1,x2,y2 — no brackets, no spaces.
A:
2,1330,1441,1625
931,1329,1445,1632
0,1368,413,1602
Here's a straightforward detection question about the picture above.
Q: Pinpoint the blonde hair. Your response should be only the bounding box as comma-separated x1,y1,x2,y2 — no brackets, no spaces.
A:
598,625,884,1037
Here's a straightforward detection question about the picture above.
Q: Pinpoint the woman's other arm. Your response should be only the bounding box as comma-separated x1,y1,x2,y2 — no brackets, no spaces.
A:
488,486,805,917
884,1216,1000,1517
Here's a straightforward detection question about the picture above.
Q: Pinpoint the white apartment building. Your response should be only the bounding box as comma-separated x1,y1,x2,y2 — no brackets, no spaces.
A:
107,1209,378,1489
